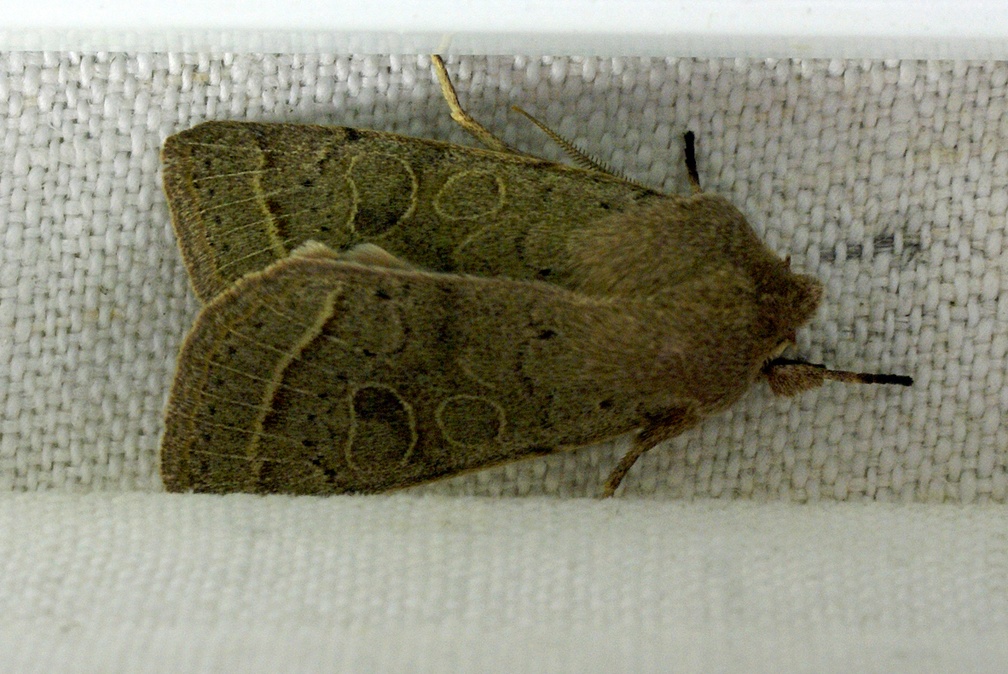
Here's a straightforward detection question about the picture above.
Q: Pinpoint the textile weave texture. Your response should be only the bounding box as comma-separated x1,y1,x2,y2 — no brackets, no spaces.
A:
0,54,998,500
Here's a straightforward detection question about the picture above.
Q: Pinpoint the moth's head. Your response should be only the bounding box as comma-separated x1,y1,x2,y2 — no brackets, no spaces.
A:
678,193,825,362
753,265,914,396
689,196,912,395
753,263,823,363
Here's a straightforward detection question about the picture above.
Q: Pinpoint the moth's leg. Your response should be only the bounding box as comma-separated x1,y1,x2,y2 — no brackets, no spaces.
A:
683,131,703,194
600,437,655,499
600,404,699,497
433,55,653,190
431,55,514,154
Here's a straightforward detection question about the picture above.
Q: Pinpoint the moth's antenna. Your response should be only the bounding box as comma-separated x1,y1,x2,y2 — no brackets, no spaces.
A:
510,105,614,173
763,357,913,397
510,105,654,191
683,131,702,194
821,369,914,387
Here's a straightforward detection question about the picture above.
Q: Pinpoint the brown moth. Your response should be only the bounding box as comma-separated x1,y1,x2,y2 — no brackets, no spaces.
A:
160,56,911,496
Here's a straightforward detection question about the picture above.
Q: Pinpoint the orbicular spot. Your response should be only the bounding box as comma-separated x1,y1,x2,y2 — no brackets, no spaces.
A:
435,395,506,447
345,384,417,472
433,170,505,221
346,153,418,236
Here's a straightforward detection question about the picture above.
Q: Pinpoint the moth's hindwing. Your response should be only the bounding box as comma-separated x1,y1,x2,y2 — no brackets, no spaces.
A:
160,253,713,494
162,121,659,302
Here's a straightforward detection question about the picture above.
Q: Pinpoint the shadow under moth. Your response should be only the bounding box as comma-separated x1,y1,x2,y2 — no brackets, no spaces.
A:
160,55,912,496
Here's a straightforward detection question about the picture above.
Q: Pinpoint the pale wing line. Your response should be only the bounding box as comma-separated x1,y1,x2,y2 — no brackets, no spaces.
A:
172,138,347,153
212,234,344,277
186,351,356,411
170,135,567,167
182,291,400,411
210,244,279,277
171,324,384,471
172,420,337,493
201,204,336,242
169,288,345,477
206,307,352,355
193,183,313,215
187,172,354,277
242,288,340,477
191,168,271,182
166,267,620,475
198,356,316,397
185,318,406,414
168,272,467,465
181,269,618,428
186,316,362,402
253,297,354,350
172,410,312,456
170,140,265,151
168,136,603,178
173,412,359,493
189,383,285,412
182,376,335,417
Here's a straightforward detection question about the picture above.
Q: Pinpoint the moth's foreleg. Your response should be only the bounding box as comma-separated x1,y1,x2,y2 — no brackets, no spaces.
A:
600,436,656,498
600,404,699,497
431,55,514,154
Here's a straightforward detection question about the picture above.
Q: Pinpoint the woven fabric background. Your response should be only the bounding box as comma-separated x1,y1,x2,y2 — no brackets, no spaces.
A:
0,53,1000,500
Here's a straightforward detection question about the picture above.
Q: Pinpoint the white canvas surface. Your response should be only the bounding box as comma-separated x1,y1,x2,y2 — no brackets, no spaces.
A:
0,53,1004,670
2,494,1008,673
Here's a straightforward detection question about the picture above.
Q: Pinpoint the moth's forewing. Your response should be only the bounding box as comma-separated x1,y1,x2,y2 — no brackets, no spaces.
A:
162,121,660,302
160,249,815,495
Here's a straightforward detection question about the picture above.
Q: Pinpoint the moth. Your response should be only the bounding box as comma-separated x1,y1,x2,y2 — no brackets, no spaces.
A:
160,56,912,496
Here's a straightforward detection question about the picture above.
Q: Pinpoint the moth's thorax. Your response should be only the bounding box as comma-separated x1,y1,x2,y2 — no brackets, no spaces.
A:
569,194,794,294
568,192,825,411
